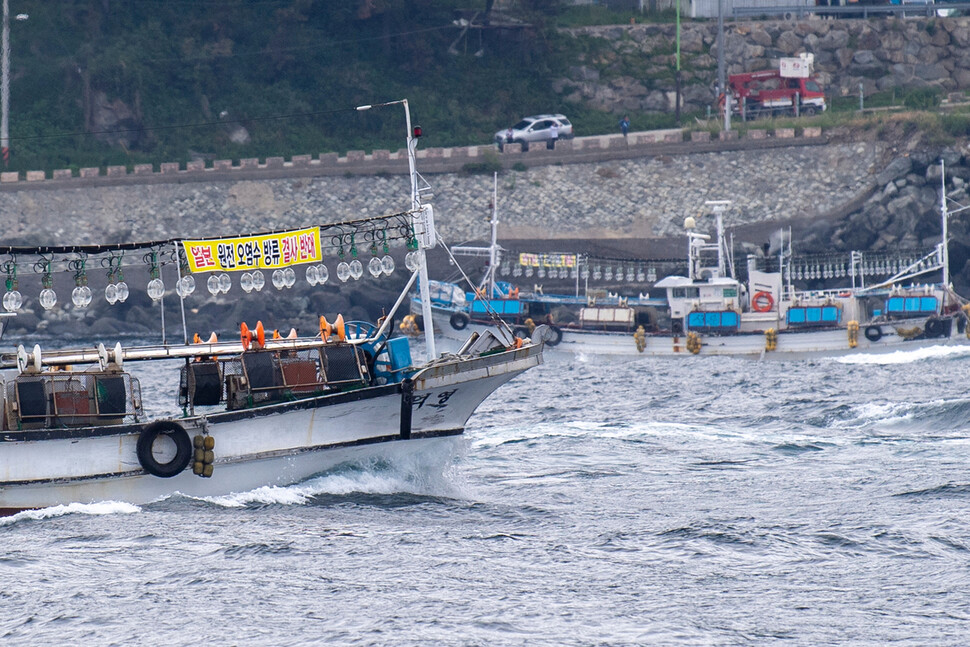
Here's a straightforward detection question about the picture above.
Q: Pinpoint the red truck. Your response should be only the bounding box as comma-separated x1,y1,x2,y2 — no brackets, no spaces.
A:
721,56,827,120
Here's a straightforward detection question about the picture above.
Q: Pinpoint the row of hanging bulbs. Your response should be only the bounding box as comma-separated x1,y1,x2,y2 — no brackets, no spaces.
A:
500,260,659,283
786,257,921,282
1,248,423,313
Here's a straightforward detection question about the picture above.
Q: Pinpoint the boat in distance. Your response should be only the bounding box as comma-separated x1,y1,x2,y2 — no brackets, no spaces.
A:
415,175,970,359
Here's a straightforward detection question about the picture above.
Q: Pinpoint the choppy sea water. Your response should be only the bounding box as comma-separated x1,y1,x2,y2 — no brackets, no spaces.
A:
4,344,970,645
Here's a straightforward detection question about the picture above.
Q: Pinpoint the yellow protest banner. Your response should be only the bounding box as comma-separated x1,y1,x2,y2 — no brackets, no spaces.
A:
182,227,322,273
518,252,578,268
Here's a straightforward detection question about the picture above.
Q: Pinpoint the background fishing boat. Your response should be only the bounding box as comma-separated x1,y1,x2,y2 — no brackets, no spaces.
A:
415,166,970,359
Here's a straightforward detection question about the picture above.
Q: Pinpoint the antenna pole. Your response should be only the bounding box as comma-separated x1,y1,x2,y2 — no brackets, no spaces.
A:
489,172,499,298
357,99,436,360
941,159,949,288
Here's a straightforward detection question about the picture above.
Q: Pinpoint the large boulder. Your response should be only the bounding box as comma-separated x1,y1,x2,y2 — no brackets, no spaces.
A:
876,157,913,186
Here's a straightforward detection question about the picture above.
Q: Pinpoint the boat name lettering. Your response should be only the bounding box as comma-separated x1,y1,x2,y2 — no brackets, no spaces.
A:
183,227,322,273
412,389,457,410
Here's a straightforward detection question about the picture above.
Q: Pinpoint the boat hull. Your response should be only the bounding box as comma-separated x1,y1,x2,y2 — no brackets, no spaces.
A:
429,307,969,359
0,344,542,512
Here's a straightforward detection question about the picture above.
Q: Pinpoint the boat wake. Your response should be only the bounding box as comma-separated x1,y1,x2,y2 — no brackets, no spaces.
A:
847,397,970,435
470,419,745,449
834,344,970,365
0,500,141,525
192,438,467,509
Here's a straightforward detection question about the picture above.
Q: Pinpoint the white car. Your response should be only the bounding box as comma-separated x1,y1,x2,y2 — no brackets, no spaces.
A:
495,114,573,150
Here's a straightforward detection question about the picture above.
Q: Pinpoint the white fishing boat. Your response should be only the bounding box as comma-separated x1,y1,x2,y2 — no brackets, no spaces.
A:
416,166,970,359
0,100,543,514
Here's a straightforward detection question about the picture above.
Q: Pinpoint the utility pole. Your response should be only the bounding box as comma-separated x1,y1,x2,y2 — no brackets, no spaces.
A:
2,0,10,167
716,0,731,132
1,3,25,168
675,0,681,125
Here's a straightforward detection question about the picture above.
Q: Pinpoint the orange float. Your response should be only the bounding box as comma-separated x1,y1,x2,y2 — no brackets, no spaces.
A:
240,322,251,351
334,314,346,342
751,291,774,313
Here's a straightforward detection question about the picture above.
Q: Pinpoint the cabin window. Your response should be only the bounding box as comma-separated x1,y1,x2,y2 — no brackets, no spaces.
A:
672,287,700,299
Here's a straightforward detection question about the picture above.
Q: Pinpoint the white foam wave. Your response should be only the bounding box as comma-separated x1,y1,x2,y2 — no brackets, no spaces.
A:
197,440,466,508
835,344,970,365
471,419,731,448
0,500,141,525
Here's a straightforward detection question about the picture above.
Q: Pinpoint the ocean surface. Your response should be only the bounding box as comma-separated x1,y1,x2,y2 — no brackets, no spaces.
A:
4,344,970,645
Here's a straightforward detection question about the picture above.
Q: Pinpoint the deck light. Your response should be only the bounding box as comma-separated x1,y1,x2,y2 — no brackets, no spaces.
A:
141,275,163,299
368,256,382,278
39,287,56,310
179,275,195,296
305,265,319,286
336,261,350,282
349,259,363,281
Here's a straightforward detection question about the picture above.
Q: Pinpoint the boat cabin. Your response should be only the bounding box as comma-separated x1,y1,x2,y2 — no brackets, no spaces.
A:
579,305,636,331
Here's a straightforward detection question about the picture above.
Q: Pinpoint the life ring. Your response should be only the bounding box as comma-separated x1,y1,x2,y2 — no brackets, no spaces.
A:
545,325,562,346
450,312,470,331
136,421,193,478
924,317,945,338
752,291,774,313
864,325,883,342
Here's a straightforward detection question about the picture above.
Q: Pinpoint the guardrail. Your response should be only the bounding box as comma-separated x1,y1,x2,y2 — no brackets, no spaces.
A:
0,126,828,190
732,2,970,18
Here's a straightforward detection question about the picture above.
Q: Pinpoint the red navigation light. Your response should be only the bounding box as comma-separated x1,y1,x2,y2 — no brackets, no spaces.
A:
413,125,422,138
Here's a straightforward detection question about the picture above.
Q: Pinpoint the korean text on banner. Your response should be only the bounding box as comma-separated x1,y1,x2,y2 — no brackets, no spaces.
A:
518,252,578,269
182,227,322,273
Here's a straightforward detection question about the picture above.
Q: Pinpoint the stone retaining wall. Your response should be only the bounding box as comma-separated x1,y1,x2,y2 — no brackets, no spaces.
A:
0,131,881,249
559,16,970,115
0,127,823,187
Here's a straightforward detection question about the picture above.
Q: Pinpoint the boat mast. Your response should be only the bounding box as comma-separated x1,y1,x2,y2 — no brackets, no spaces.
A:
357,99,437,360
488,172,499,299
941,159,950,288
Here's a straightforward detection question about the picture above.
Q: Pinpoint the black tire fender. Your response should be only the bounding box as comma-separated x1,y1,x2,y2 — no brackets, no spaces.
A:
137,420,193,478
449,312,470,331
512,326,531,340
924,317,944,338
864,325,883,342
545,325,563,346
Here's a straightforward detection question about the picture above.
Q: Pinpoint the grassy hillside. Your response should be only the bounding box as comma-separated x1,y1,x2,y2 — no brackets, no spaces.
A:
4,0,645,173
